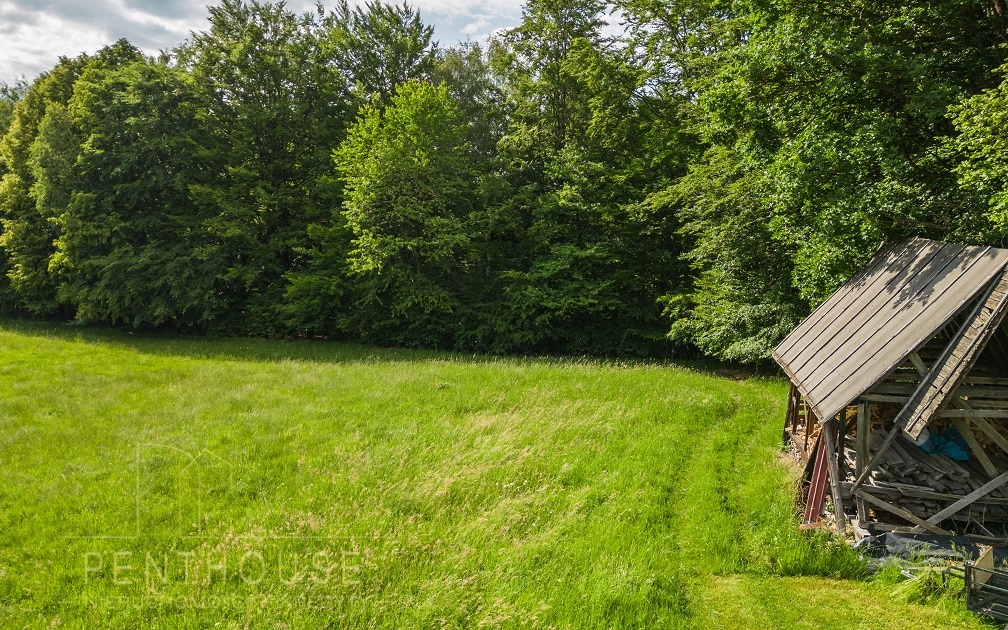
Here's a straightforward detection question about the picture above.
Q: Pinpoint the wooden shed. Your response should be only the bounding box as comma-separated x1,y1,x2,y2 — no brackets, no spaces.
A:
775,237,1008,540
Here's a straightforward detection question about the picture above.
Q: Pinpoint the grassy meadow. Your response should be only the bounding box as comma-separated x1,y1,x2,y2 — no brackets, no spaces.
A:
0,319,992,628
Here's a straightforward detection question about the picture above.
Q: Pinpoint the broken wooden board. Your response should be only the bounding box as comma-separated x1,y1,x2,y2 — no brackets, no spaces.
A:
901,270,1008,440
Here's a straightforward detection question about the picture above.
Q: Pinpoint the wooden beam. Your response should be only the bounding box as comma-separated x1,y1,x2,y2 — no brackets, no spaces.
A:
855,490,952,535
940,409,1008,418
786,383,798,435
804,434,830,525
972,415,1008,455
901,272,1008,439
961,376,1008,386
950,417,999,478
922,470,1008,527
866,481,1008,506
860,394,909,404
868,381,1008,397
908,351,930,376
822,418,846,533
852,352,930,492
855,401,869,522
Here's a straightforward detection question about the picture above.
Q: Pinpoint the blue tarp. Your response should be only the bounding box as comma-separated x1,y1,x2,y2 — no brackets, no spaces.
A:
918,426,970,461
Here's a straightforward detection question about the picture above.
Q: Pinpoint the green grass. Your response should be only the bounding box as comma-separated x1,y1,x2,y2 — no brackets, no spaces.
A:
0,319,992,628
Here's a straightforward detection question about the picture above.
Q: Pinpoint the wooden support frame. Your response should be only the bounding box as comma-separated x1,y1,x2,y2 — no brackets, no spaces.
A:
852,347,1000,493
855,401,869,522
856,490,952,535
822,418,846,532
901,272,1008,439
848,346,1008,534
803,434,830,524
914,470,1008,530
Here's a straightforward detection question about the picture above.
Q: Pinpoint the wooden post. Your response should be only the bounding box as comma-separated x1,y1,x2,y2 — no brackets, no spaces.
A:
803,398,811,454
855,401,869,522
837,407,848,482
784,384,798,449
822,417,846,533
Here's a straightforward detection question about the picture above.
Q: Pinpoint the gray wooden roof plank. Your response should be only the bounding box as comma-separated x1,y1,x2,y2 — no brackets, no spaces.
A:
902,271,1008,438
773,240,908,360
791,240,962,391
812,248,1008,420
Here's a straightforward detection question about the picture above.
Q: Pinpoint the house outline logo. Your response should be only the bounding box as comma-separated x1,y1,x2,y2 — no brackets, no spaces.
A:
65,442,235,540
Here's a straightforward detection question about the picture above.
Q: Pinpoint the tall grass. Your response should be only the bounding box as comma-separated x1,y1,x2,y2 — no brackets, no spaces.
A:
0,320,990,628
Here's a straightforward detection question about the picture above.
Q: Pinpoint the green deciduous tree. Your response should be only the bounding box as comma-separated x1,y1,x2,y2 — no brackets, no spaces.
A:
0,79,28,148
322,0,438,104
51,55,219,327
334,80,475,346
638,0,1008,361
0,55,91,315
953,66,1008,239
178,0,349,334
478,0,692,355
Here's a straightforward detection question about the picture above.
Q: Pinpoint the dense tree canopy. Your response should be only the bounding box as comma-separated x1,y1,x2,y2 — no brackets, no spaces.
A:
3,0,1008,361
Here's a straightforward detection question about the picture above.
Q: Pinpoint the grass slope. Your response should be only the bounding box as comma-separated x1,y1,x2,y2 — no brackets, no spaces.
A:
0,320,991,628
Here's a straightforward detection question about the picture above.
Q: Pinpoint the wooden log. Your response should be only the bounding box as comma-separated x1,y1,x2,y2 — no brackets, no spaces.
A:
934,453,972,479
897,436,958,477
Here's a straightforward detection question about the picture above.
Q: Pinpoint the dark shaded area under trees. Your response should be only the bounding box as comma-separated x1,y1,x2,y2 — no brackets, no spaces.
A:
3,0,1008,362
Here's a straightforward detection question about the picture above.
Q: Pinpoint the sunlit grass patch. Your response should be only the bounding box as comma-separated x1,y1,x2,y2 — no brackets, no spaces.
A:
0,320,989,627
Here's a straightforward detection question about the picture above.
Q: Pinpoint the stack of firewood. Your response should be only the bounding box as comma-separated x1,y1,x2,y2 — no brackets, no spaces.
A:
844,429,1008,523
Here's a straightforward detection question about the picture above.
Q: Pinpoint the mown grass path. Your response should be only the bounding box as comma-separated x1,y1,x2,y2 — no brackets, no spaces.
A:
0,321,991,628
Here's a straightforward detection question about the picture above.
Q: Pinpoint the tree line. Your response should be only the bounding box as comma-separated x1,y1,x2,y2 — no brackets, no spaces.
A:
2,0,1008,361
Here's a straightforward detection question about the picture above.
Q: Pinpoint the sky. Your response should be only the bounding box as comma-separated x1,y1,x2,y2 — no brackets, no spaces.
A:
0,0,527,84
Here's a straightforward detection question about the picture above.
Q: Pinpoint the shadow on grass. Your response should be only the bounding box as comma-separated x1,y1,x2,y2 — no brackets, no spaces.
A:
0,315,785,379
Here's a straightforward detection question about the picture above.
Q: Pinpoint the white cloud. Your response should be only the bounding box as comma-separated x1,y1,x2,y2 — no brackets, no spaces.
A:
460,18,490,36
0,0,526,84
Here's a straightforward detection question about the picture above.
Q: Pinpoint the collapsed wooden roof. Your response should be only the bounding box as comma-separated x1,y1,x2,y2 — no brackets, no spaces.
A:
773,237,1008,427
